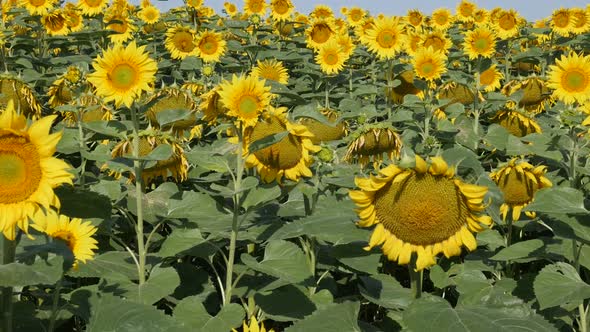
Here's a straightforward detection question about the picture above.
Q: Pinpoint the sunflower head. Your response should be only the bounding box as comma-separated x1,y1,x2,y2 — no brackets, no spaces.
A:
306,18,336,50
138,5,160,24
145,87,199,138
478,64,504,92
430,8,454,30
493,9,521,39
344,125,402,167
0,75,42,119
551,8,574,36
78,0,109,16
270,0,293,21
42,9,70,36
21,0,56,16
406,9,424,28
456,0,476,22
104,12,137,44
363,16,403,60
421,30,452,54
315,39,348,75
195,29,227,63
438,81,477,107
463,26,497,60
198,86,226,125
547,52,590,105
232,316,274,332
217,74,272,129
571,8,590,35
223,2,238,17
502,77,552,113
310,4,333,20
491,106,542,137
490,158,552,222
252,59,289,85
165,25,198,59
385,69,424,104
412,47,447,82
62,93,114,126
346,7,366,27
297,107,348,144
350,155,491,271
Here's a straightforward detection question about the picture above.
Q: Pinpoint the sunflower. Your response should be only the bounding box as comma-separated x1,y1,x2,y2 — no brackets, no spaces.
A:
463,26,497,60
438,81,478,108
42,10,69,36
217,74,272,128
547,52,590,105
48,78,73,108
502,77,552,113
430,8,454,30
165,25,199,59
138,5,160,24
406,9,425,29
473,8,489,25
306,18,336,50
385,69,424,104
491,107,542,137
185,0,202,9
62,94,114,127
456,0,476,22
316,39,348,75
350,155,491,271
344,125,402,167
232,316,274,332
490,158,552,222
0,102,74,240
346,7,366,27
412,47,447,82
31,209,98,269
252,59,289,85
198,86,226,125
87,41,157,108
335,32,355,57
402,30,423,56
269,0,292,21
551,8,573,36
77,0,108,16
195,30,227,63
110,133,188,186
223,2,238,17
571,8,590,35
105,13,137,44
493,9,521,39
244,0,266,16
244,107,320,183
20,0,55,16
354,17,374,41
297,107,347,144
363,16,403,60
64,7,84,32
0,76,43,119
145,87,200,139
310,4,333,20
421,30,452,54
478,64,504,92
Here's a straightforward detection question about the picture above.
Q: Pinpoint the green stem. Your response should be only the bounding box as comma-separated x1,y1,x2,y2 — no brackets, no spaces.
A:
349,67,353,98
574,239,588,332
130,107,146,288
324,79,329,109
47,278,63,332
570,131,578,188
224,127,244,306
579,304,588,332
1,237,15,332
77,114,87,188
504,42,511,83
408,258,423,299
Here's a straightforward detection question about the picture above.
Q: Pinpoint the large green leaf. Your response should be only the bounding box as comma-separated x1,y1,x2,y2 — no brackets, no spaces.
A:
403,296,557,332
241,240,313,284
55,186,112,220
359,274,412,310
490,239,545,262
199,304,245,332
285,301,361,332
523,187,588,215
0,256,63,287
242,185,281,210
123,265,181,305
69,251,139,280
255,285,317,321
533,262,590,310
157,228,217,258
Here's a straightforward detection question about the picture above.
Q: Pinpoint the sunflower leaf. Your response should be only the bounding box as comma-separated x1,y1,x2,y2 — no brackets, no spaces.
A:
247,130,290,153
155,108,194,127
534,262,590,310
285,301,361,332
0,256,64,287
523,187,588,214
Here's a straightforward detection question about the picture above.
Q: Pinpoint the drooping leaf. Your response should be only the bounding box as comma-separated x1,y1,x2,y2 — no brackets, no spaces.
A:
534,262,590,310
285,301,361,332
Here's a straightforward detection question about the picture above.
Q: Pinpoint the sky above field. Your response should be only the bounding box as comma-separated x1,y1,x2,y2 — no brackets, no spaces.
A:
143,0,588,21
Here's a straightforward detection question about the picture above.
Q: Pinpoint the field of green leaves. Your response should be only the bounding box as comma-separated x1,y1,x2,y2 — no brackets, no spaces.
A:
1,0,590,331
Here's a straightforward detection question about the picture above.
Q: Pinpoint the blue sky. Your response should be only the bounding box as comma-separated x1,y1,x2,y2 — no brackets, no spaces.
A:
144,0,588,21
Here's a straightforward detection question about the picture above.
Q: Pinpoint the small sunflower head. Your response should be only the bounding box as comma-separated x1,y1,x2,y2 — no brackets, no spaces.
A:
297,107,348,144
344,124,402,168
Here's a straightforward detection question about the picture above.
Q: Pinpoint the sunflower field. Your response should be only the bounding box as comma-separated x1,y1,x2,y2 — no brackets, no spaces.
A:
2,0,590,330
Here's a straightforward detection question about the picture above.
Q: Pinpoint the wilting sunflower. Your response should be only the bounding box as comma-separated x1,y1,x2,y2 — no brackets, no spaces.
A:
551,8,574,36
110,133,188,186
198,86,226,125
62,93,114,127
421,30,452,54
42,10,69,36
87,41,157,108
412,47,447,82
165,25,199,59
252,59,289,85
478,64,504,92
456,0,476,22
77,0,108,16
430,8,454,30
21,0,55,16
297,107,347,144
406,9,425,29
316,39,348,75
232,316,274,332
490,158,552,222
438,81,480,109
385,69,424,104
350,155,491,271
493,9,521,39
344,125,402,167
138,5,160,24
244,0,266,16
363,16,403,60
244,107,320,183
0,102,74,240
547,52,590,105
195,30,227,63
32,209,98,269
346,7,366,27
502,77,552,113
463,26,497,60
145,87,201,139
571,8,590,35
218,74,272,128
105,13,137,44
0,75,43,119
491,106,542,137
223,2,238,17
306,18,336,50
269,0,293,21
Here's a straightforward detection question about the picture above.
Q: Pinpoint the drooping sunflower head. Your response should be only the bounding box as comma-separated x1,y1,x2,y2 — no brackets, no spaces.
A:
244,107,321,183
502,77,552,113
0,75,42,119
110,132,189,186
195,29,227,63
138,5,160,24
456,0,476,22
270,0,293,21
78,0,108,16
306,18,336,50
87,41,157,108
463,26,497,60
42,9,70,36
385,69,424,104
547,52,590,105
406,9,425,29
198,86,226,125
421,30,452,54
62,93,114,127
350,155,492,271
232,316,274,332
297,107,348,144
493,9,521,39
411,47,447,82
315,38,348,75
491,106,542,137
145,87,200,139
217,74,272,128
165,25,198,59
438,81,477,107
346,7,366,27
244,0,267,16
430,8,454,30
551,8,574,36
363,16,403,60
252,59,289,85
490,158,552,222
31,209,98,269
20,0,56,16
0,102,74,240
344,124,403,167
478,64,504,92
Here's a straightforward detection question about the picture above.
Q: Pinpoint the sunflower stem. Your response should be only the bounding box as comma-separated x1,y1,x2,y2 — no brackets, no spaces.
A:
47,277,63,332
324,79,329,109
573,239,588,332
77,114,87,188
130,106,147,289
408,257,423,299
1,236,15,332
348,67,353,98
504,41,511,83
